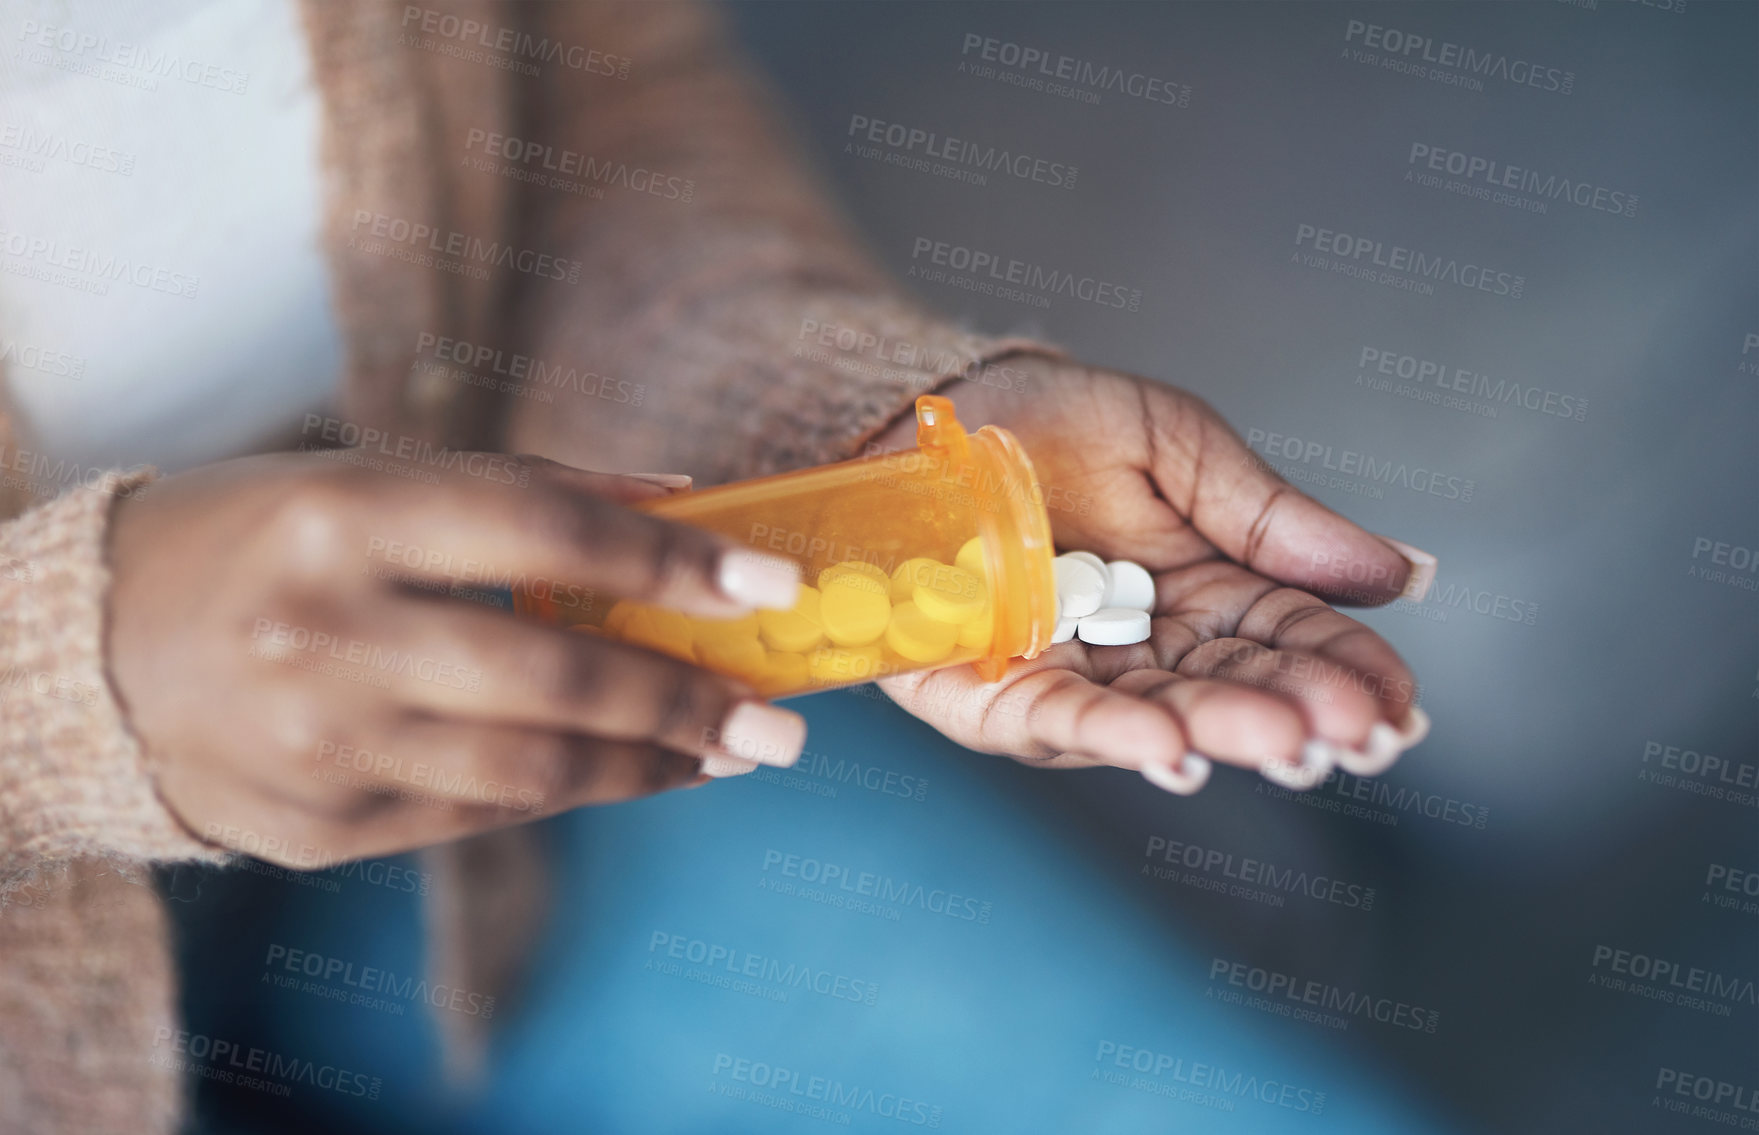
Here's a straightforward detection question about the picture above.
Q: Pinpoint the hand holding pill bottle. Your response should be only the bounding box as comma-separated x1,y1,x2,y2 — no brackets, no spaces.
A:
515,396,1062,695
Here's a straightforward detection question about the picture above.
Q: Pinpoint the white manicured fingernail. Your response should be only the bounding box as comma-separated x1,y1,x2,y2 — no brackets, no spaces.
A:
705,702,806,769
1260,739,1337,791
1396,706,1431,748
1338,722,1402,777
1378,536,1438,602
700,755,759,778
719,549,800,610
1142,753,1211,795
626,473,694,490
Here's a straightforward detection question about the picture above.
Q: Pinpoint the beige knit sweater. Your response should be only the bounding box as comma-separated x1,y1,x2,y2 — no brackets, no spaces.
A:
0,3,1050,1130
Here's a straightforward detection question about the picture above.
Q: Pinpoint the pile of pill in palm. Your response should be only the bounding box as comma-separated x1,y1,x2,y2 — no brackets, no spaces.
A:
594,539,1155,692
1050,552,1155,645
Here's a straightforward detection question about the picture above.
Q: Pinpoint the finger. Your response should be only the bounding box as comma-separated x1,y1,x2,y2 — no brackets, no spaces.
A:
1114,562,1419,729
1107,669,1310,772
880,650,1187,771
362,594,807,766
1233,587,1420,727
301,736,704,862
363,456,796,617
1172,638,1384,750
1148,391,1426,605
366,715,704,813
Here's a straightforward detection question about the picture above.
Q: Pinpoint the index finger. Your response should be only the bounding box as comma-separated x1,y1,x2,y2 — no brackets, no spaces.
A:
360,456,798,618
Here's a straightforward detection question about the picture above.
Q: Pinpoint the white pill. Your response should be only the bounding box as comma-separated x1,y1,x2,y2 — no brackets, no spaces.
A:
1050,615,1079,643
1102,559,1156,612
1076,608,1152,646
1053,555,1106,619
1059,551,1110,584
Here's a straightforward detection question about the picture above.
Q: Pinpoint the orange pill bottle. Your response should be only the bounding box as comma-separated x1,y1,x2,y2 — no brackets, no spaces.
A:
514,395,1059,697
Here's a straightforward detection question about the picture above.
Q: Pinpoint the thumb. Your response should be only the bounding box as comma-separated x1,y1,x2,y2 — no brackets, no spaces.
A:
1171,407,1435,606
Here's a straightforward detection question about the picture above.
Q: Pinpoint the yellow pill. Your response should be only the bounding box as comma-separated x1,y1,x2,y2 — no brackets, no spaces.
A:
622,607,695,662
758,585,825,653
890,557,945,604
885,602,960,663
955,536,987,576
956,605,993,652
914,565,987,624
604,600,636,635
692,612,760,646
758,650,810,696
698,635,768,680
819,575,892,646
806,644,885,684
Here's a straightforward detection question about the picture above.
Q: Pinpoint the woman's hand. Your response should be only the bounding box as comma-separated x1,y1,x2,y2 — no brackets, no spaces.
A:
876,357,1435,795
106,452,806,866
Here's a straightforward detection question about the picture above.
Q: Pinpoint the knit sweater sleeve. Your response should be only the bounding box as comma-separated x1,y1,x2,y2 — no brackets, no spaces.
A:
0,473,226,895
501,0,1064,482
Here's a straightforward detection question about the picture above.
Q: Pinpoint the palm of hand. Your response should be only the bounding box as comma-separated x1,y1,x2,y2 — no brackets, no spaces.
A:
876,359,1430,794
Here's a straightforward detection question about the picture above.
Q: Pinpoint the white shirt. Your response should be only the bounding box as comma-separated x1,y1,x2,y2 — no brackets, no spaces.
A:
0,0,341,473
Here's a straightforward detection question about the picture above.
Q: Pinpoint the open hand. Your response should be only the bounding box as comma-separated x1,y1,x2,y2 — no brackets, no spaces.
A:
876,356,1434,795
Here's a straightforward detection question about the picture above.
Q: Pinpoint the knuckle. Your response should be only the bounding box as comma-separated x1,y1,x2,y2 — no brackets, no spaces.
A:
642,519,714,598
528,486,596,555
654,664,722,746
266,475,362,575
511,732,578,809
524,634,601,709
